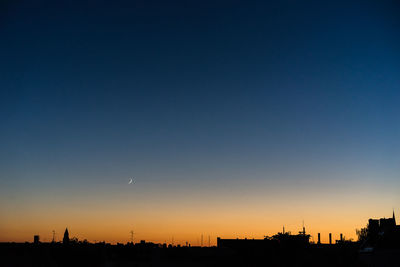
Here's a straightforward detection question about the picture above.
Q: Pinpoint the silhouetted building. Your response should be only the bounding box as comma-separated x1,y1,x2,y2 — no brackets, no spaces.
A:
379,214,396,231
217,226,310,250
364,211,400,249
63,228,70,245
34,235,40,244
368,212,396,237
272,231,310,248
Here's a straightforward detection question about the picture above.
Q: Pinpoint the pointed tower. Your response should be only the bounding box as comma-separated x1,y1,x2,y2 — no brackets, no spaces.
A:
393,210,396,225
63,228,70,244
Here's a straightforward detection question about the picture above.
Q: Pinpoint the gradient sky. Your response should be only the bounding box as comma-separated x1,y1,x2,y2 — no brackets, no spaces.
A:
1,0,400,245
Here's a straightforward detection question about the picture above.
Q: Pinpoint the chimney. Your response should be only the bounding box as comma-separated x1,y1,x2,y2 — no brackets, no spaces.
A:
340,233,343,241
329,233,332,244
317,233,321,244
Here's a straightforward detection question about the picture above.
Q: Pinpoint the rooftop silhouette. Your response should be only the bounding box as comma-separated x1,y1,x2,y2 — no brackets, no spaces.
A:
1,211,399,266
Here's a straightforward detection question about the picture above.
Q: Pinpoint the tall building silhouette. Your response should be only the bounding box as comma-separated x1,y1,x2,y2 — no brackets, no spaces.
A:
63,228,70,244
365,211,400,249
34,235,40,244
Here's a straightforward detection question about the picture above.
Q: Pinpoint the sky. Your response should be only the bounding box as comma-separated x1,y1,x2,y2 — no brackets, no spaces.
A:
1,0,400,245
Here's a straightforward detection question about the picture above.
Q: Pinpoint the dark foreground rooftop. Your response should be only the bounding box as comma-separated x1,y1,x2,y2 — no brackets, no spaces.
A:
1,241,398,267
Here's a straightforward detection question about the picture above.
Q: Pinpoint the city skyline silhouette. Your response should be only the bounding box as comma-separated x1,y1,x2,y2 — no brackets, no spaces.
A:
3,211,400,266
6,210,400,247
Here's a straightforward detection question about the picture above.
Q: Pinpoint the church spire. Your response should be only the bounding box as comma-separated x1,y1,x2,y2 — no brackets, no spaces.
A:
63,228,70,245
393,209,396,225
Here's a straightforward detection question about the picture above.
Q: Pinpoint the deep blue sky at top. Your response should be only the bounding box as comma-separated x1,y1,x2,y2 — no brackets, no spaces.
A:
1,0,400,188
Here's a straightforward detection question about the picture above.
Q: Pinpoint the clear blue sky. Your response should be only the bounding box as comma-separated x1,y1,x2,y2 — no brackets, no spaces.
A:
1,0,399,243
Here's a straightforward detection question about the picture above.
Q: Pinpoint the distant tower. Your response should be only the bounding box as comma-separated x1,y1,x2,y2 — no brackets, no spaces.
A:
130,230,134,244
393,210,396,225
34,235,40,244
52,230,56,243
63,228,70,244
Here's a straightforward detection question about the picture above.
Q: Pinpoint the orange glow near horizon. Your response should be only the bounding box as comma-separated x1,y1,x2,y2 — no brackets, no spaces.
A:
0,211,384,245
1,177,399,245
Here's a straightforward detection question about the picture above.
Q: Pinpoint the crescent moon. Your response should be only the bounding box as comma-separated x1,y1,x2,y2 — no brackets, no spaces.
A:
128,178,133,184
